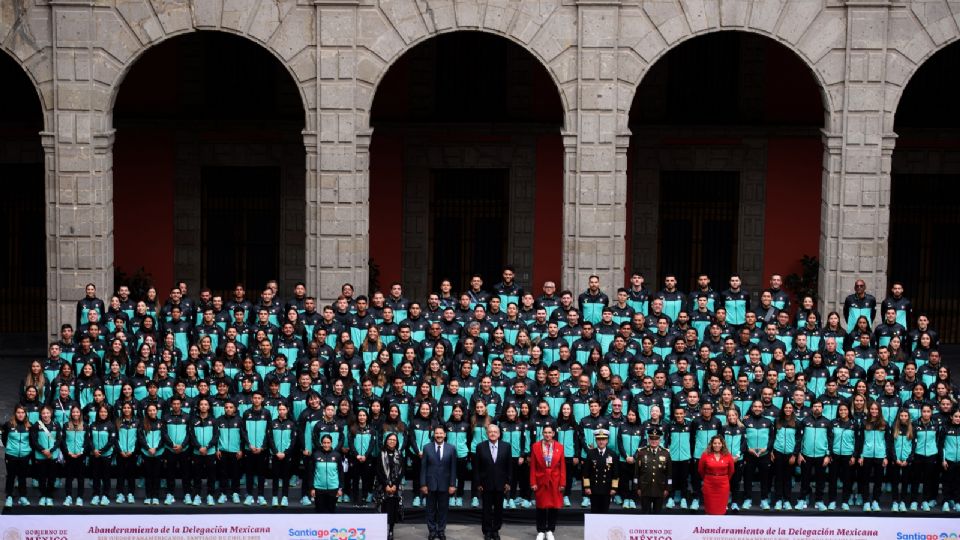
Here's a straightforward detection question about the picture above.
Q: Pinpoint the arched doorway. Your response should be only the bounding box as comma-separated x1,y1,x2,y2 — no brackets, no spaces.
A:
113,32,306,299
628,32,825,299
0,52,45,333
890,42,960,343
368,32,565,299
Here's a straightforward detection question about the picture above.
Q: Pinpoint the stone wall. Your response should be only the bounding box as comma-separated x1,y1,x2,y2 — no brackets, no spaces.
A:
4,0,960,335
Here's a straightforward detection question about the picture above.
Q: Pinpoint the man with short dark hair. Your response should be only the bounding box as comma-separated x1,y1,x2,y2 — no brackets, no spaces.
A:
421,426,457,540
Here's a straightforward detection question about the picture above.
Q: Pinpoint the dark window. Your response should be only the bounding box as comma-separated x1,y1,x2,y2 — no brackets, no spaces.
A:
431,169,509,291
889,173,960,342
658,171,740,290
202,167,281,296
0,164,45,332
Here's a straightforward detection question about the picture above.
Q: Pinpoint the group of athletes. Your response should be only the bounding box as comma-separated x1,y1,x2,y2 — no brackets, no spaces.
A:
2,269,958,514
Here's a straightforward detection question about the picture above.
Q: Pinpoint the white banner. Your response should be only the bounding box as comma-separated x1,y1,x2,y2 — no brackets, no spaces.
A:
0,513,387,540
586,514,960,540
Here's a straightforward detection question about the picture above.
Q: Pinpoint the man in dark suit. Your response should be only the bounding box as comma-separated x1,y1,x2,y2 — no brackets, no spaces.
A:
420,425,457,540
474,424,514,540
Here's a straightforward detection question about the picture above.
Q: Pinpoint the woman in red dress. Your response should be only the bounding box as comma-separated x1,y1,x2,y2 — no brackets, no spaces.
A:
698,435,735,515
530,425,566,540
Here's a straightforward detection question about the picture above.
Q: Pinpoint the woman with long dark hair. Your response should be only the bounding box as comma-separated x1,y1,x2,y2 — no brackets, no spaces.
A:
698,435,735,515
375,432,405,540
530,425,566,540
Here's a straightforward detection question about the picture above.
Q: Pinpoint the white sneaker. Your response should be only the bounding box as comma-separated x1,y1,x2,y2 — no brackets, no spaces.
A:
546,532,556,540
536,534,545,540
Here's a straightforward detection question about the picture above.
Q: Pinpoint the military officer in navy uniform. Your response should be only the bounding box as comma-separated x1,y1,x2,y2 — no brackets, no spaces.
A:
582,429,619,514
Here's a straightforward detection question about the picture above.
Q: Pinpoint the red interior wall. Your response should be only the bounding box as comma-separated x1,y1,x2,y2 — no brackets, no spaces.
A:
762,138,822,284
533,134,564,290
369,134,404,290
113,129,175,295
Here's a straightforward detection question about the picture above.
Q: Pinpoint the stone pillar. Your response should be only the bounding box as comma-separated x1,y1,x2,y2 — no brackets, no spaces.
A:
46,0,114,337
817,3,891,320
313,0,369,303
563,0,628,294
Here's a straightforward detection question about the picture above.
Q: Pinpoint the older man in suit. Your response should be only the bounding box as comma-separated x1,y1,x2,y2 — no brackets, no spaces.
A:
474,424,514,540
420,425,457,540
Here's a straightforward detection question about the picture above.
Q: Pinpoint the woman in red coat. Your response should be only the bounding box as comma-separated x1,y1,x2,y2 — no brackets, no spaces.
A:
698,435,736,515
530,425,566,540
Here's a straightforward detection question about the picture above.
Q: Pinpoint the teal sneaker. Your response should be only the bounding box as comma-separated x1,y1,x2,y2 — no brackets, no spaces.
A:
280,496,289,507
690,499,700,510
75,498,83,507
232,493,240,504
218,494,228,504
127,493,135,504
257,496,267,506
244,495,254,506
871,501,880,512
665,497,674,509
300,495,311,506
271,496,279,507
184,494,193,505
63,496,73,507
207,495,215,506
564,496,572,507
165,494,175,505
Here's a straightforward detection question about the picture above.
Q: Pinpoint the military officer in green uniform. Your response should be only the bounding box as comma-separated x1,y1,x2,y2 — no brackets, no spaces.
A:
583,429,619,514
633,426,672,514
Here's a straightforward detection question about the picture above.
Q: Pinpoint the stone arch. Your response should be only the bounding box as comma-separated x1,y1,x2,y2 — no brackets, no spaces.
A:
887,41,960,129
0,45,53,131
885,0,960,129
354,3,577,131
102,3,317,128
623,26,838,127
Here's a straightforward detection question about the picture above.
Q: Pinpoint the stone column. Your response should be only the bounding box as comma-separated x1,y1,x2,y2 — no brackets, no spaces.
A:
817,3,891,319
563,0,628,294
46,0,114,337
312,0,369,303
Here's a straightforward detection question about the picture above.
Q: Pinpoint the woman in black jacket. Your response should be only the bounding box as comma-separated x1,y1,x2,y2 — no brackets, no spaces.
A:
375,432,405,540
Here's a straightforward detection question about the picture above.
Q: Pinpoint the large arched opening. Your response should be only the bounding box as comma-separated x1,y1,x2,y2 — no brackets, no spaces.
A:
0,52,45,333
368,32,565,298
112,32,306,298
628,31,825,300
890,42,960,343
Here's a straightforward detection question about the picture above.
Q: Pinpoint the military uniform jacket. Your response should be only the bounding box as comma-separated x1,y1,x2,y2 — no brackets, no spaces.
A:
582,446,619,492
634,445,672,497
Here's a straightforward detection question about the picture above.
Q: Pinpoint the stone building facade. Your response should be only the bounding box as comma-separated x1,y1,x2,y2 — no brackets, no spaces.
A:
0,0,955,337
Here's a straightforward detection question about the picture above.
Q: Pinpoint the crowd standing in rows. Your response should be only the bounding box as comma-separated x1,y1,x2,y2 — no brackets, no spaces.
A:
3,270,958,534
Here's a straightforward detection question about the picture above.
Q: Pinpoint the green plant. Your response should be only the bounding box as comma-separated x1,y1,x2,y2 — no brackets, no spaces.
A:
785,255,820,302
114,266,154,302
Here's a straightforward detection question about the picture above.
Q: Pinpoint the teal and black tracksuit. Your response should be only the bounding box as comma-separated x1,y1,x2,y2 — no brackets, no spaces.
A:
189,414,218,498
138,419,169,500
164,411,191,497
61,425,88,499
940,423,960,503
311,447,344,512
29,419,63,498
242,408,273,497
270,417,299,499
858,425,892,502
2,420,32,498
743,413,774,503
666,420,693,501
828,418,859,504
347,423,377,501
215,414,243,496
87,419,117,499
798,414,833,503
911,420,939,503
771,421,800,504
